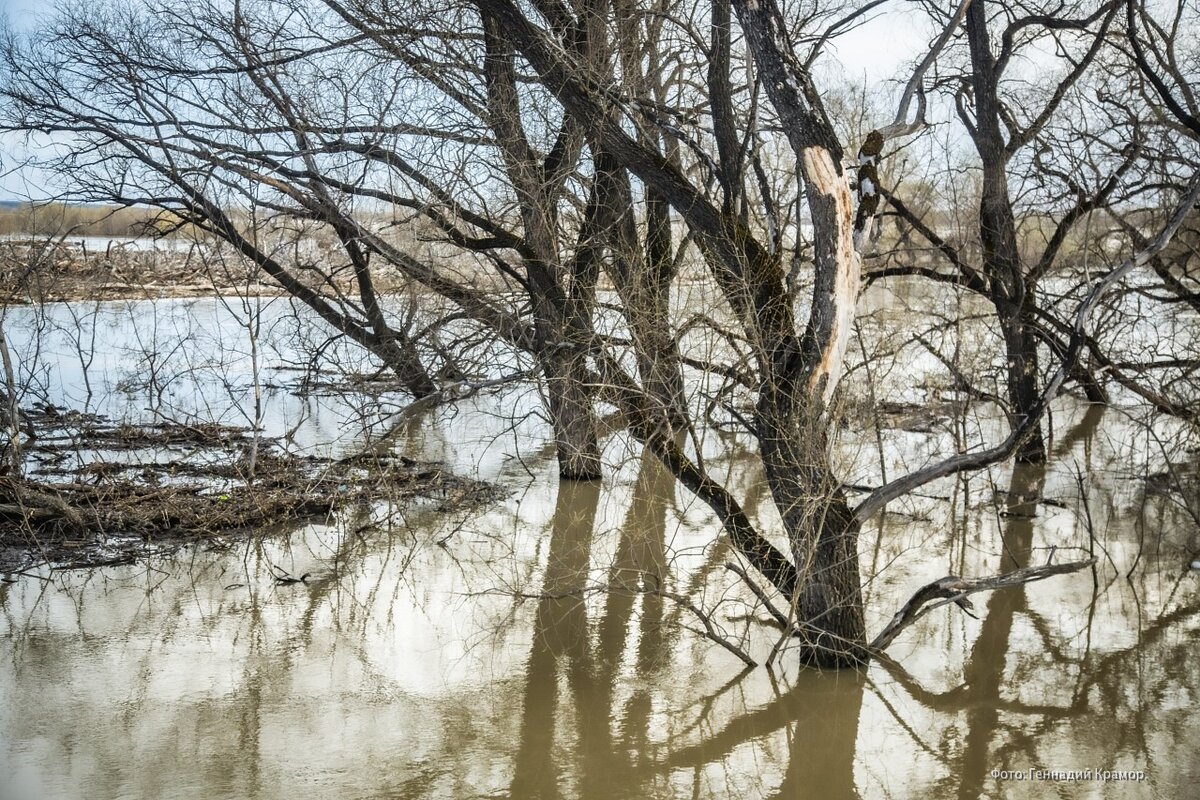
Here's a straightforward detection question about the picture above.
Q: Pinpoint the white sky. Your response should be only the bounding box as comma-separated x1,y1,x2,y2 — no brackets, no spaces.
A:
823,7,933,86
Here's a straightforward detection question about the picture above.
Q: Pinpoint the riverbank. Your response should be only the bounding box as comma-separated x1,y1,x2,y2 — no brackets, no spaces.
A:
0,237,418,303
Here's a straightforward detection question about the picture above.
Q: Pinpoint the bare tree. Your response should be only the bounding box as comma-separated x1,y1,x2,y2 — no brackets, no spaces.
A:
867,0,1134,464
3,0,1196,668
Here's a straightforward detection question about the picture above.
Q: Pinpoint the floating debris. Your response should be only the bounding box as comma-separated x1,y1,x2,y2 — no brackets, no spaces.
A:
1,406,504,571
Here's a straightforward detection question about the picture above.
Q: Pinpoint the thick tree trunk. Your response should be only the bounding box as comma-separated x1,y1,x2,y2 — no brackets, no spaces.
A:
797,492,867,667
483,9,602,480
769,145,869,668
542,348,603,480
719,20,869,663
533,231,602,481
997,302,1046,463
759,418,868,667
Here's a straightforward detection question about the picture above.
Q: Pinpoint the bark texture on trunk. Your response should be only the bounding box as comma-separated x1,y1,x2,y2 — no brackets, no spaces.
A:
759,416,868,667
543,348,603,480
481,0,873,665
997,303,1045,463
483,10,602,480
965,0,1045,463
731,0,869,665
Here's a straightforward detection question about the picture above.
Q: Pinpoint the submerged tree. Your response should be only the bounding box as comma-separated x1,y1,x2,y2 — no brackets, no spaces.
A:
868,0,1140,463
3,0,1197,668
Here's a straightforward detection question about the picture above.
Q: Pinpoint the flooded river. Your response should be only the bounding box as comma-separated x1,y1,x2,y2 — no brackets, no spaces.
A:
1,297,1198,799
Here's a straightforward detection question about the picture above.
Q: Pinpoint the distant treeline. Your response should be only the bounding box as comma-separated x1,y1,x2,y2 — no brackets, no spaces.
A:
0,202,185,238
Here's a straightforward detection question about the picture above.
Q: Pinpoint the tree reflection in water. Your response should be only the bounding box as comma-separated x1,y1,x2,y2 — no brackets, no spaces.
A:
2,401,1199,799
496,405,1199,800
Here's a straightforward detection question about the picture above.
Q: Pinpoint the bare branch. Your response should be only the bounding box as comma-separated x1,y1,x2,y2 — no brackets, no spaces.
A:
854,174,1200,523
871,558,1096,652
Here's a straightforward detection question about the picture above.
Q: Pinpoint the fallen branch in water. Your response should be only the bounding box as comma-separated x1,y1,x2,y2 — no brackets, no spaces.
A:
1,408,503,571
0,477,86,529
870,558,1095,652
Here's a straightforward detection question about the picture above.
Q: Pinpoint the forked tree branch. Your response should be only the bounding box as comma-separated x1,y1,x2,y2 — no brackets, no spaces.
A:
854,0,972,247
877,0,973,140
853,173,1200,523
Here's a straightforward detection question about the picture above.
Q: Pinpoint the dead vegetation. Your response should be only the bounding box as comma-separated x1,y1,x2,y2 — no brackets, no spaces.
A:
0,406,502,572
1,224,506,304
0,238,264,302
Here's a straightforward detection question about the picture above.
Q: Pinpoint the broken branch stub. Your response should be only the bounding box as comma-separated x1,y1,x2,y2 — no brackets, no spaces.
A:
853,130,885,248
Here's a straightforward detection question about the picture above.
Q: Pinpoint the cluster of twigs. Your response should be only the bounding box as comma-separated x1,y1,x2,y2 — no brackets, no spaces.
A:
0,409,500,571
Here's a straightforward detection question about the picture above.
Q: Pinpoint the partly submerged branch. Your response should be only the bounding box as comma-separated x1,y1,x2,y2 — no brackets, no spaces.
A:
661,587,758,668
871,558,1096,652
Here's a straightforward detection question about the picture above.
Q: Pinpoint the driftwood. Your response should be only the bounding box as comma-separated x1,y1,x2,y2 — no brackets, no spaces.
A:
871,558,1095,652
0,477,86,529
0,408,504,571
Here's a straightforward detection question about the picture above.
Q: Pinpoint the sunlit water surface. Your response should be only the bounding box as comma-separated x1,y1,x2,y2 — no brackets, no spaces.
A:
1,295,1199,800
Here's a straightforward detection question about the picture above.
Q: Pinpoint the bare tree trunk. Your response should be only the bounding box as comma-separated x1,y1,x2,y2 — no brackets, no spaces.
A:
997,303,1045,462
965,0,1045,464
759,416,868,667
482,9,602,480
542,348,603,480
601,155,688,431
531,221,602,480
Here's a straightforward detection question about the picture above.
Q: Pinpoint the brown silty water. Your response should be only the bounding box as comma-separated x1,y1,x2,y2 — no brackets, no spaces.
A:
0,289,1197,799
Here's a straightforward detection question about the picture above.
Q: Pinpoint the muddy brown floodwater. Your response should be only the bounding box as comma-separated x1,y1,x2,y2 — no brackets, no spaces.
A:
1,297,1199,799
